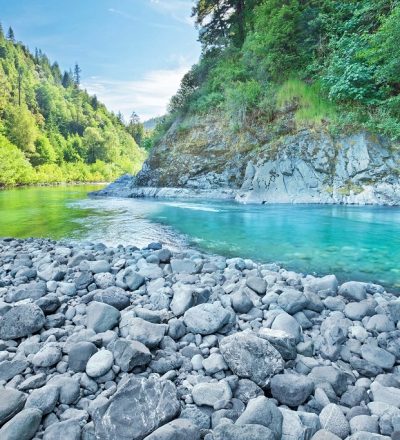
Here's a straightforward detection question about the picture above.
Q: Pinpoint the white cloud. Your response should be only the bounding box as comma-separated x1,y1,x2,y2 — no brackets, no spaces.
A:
82,64,191,121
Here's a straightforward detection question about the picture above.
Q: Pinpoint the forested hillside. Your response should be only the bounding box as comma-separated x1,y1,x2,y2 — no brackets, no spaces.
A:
0,25,145,187
151,0,400,145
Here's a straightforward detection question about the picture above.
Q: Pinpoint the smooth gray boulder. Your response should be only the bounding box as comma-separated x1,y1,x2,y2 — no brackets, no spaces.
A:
183,303,230,335
47,376,80,404
0,360,29,382
361,344,396,370
231,289,253,314
31,344,62,368
219,332,284,387
92,377,180,440
86,301,120,333
192,381,232,407
127,318,166,348
0,408,42,440
271,373,314,407
305,275,338,297
68,341,97,372
277,289,309,314
109,338,152,372
0,303,45,340
202,353,228,374
370,380,400,407
144,419,200,440
93,287,130,310
25,385,59,415
0,389,26,426
86,350,114,378
309,366,348,396
170,258,201,274
43,420,81,440
349,415,379,434
170,285,194,316
236,396,282,439
271,312,302,342
338,281,367,301
213,423,275,440
246,276,267,295
117,267,145,291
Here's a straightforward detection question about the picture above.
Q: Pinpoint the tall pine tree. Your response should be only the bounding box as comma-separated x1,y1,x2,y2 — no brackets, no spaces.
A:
7,26,15,42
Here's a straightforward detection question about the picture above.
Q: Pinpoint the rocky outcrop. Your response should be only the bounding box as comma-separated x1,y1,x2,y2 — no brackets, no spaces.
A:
237,131,400,205
93,113,400,205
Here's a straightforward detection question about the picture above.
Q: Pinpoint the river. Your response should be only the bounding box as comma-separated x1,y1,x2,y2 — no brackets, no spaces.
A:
0,185,399,289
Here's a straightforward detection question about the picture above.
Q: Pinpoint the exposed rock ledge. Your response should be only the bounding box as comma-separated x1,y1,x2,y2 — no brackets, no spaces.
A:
94,125,400,205
93,175,236,200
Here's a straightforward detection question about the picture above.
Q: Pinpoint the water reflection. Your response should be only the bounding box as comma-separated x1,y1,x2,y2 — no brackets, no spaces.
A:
0,186,399,288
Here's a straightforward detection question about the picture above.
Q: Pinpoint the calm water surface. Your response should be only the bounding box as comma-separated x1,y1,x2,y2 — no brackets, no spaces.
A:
0,185,399,289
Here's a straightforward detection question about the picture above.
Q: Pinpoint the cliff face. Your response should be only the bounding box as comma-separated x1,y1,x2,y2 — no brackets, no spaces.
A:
96,113,400,205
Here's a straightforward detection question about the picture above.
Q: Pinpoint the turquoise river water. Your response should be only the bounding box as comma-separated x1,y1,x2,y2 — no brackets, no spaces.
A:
0,185,399,289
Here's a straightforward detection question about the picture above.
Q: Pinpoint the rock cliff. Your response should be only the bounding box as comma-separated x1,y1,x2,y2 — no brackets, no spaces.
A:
94,113,400,205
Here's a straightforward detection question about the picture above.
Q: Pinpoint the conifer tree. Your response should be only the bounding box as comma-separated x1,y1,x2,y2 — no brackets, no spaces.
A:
73,63,81,86
7,26,15,42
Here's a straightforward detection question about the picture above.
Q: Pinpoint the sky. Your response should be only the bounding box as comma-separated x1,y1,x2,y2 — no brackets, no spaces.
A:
0,0,201,121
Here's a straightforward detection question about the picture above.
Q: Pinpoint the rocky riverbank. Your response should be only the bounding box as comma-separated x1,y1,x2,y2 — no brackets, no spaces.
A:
0,238,400,440
92,112,400,205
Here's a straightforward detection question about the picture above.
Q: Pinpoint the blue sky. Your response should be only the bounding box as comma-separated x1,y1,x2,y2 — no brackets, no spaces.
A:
0,0,200,120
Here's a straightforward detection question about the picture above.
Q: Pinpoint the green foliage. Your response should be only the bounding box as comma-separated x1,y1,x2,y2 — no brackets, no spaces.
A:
0,33,146,186
277,79,337,124
225,80,262,127
168,0,400,140
244,0,305,81
0,135,34,186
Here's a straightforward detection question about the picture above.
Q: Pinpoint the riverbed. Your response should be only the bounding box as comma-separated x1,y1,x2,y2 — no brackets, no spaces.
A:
0,185,399,288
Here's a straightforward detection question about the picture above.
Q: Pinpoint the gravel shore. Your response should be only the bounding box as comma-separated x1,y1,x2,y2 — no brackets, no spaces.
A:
0,237,399,440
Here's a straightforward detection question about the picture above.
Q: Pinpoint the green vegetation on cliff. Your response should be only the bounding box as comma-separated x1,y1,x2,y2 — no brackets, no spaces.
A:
151,0,400,146
0,25,146,187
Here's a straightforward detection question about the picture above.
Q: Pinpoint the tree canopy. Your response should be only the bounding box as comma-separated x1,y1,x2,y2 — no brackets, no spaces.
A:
0,26,146,186
160,0,400,140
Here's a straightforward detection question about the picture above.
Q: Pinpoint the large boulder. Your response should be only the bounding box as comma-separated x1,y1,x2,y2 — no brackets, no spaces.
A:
86,350,114,378
271,374,314,407
86,301,120,333
183,303,230,335
93,287,130,310
93,377,180,440
319,404,350,439
68,341,97,372
109,338,152,372
126,318,166,348
192,381,232,407
219,332,284,387
0,303,45,340
236,396,282,440
0,408,42,440
25,385,59,414
0,389,26,426
280,408,320,440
